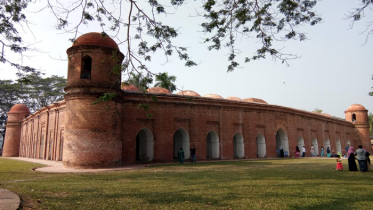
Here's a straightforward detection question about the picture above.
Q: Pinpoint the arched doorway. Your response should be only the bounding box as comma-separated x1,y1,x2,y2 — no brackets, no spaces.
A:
297,136,305,154
173,128,190,160
233,133,244,158
256,133,266,158
336,139,341,154
276,129,289,157
346,139,351,149
206,130,219,159
312,137,319,155
324,138,331,154
136,128,154,162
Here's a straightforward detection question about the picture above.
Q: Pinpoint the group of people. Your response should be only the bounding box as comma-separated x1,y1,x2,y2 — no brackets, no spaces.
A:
178,145,197,164
343,145,371,172
294,145,347,158
294,145,321,158
178,144,371,172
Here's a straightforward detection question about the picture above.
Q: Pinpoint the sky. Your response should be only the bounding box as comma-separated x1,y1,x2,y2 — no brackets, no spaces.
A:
1,0,372,118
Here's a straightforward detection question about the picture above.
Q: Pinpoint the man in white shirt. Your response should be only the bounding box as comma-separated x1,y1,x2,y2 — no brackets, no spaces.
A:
302,146,306,157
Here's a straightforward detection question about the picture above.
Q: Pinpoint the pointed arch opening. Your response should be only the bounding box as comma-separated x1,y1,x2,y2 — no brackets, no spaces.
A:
173,128,190,160
324,138,331,154
233,132,244,158
346,139,351,149
81,55,92,79
336,139,341,154
312,137,319,155
136,128,154,162
297,136,305,155
206,130,219,159
276,128,289,157
256,133,266,158
58,130,64,161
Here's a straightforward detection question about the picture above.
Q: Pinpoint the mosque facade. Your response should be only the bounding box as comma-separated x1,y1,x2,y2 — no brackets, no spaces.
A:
2,33,371,169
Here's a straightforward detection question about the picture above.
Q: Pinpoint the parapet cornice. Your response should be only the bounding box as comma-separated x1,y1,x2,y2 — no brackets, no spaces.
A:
23,100,66,122
66,45,124,60
121,91,354,127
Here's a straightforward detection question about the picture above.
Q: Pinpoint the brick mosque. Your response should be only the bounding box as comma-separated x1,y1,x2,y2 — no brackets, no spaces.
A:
2,32,371,169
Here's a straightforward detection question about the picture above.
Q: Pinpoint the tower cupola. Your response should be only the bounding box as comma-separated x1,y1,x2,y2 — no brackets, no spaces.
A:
65,32,124,91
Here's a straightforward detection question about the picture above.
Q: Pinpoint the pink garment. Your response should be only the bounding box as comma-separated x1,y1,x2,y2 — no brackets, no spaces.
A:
347,147,355,158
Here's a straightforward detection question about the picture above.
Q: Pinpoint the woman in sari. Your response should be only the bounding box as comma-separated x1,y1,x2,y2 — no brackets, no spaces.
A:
347,147,358,171
295,146,300,158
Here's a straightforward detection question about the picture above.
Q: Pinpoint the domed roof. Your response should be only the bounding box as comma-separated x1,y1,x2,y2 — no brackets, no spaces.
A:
321,113,332,117
121,84,140,92
203,94,223,99
346,104,366,112
147,87,171,94
243,98,268,104
9,104,30,114
226,96,242,101
72,32,119,50
176,90,201,97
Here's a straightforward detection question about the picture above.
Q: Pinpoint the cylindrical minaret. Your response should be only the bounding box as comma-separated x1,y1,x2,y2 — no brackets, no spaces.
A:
3,104,30,157
345,104,371,153
63,32,124,168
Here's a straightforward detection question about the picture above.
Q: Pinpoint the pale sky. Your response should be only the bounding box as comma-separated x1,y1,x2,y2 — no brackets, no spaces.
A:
1,0,372,118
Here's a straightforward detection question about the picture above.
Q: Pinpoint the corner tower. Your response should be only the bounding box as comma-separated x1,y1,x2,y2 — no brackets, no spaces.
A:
345,104,371,152
3,104,30,157
64,32,124,168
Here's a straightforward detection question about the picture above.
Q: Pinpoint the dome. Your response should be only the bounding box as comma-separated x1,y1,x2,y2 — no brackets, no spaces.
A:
176,90,201,97
72,32,119,50
243,98,268,104
346,104,366,112
121,84,140,92
226,96,242,101
203,94,223,99
9,104,30,114
147,87,171,94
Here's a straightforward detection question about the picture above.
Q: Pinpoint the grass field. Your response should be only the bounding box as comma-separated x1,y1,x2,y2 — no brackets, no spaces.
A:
0,158,372,210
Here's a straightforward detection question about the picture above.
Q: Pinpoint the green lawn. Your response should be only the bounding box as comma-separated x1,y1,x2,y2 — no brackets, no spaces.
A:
0,158,372,210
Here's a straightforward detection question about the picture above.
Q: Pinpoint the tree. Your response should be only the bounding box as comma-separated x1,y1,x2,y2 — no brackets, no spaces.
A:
1,1,372,86
314,108,323,113
1,0,323,77
346,0,373,44
369,112,373,136
0,74,66,141
369,76,373,96
154,72,177,93
0,0,40,78
124,72,153,92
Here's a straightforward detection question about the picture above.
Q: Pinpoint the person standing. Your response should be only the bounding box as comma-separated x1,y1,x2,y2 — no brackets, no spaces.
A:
320,146,324,157
178,148,185,164
336,155,343,171
279,145,284,158
311,145,316,157
302,146,306,157
355,145,366,172
345,144,350,155
190,145,196,163
327,147,331,157
347,147,358,171
295,146,300,158
365,152,370,172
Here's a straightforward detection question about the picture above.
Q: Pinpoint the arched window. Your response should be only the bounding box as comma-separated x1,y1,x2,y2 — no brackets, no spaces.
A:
81,55,92,79
352,113,356,122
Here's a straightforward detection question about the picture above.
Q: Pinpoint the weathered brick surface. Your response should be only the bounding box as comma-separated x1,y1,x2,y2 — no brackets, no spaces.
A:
4,33,371,169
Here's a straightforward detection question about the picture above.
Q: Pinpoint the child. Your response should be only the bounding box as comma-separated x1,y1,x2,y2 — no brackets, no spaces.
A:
336,155,343,171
